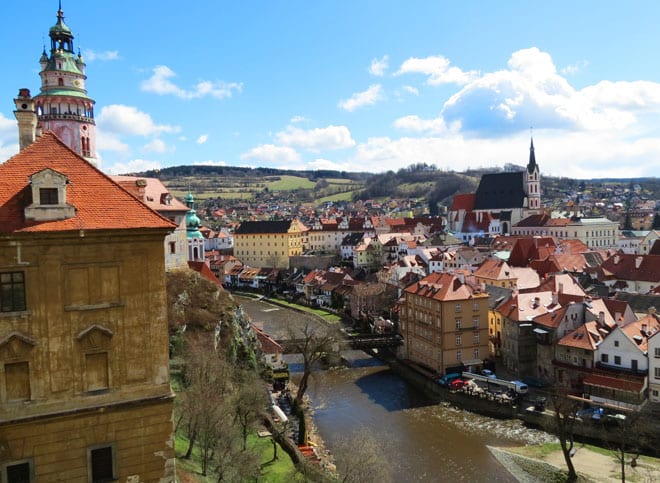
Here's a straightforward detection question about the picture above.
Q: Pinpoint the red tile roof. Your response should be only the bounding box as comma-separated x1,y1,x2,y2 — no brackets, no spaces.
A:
450,193,475,211
0,133,175,233
111,175,189,212
188,261,223,288
404,271,486,301
582,373,645,393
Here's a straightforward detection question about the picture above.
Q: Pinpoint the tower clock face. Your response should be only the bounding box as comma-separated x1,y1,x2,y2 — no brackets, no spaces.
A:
73,80,81,86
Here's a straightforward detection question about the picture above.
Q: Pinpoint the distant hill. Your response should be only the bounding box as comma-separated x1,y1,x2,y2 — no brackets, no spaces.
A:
129,163,659,211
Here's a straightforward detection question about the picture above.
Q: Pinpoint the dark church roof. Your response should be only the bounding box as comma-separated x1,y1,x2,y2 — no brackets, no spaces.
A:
473,172,526,210
234,220,292,234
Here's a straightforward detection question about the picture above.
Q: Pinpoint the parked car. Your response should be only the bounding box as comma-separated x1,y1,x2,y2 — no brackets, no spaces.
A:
438,373,462,387
576,407,605,420
449,379,467,390
480,369,496,379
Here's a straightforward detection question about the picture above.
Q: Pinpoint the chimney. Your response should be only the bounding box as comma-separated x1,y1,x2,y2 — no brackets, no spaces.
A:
635,256,642,269
558,282,564,295
649,306,657,316
551,291,558,305
598,311,605,324
13,88,38,150
641,323,648,335
614,255,620,264
533,297,541,309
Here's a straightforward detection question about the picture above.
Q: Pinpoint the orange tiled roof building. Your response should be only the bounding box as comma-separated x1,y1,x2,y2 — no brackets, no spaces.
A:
0,132,176,479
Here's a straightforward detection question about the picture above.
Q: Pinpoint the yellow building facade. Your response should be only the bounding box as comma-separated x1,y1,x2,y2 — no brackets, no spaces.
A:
0,134,175,482
233,220,306,269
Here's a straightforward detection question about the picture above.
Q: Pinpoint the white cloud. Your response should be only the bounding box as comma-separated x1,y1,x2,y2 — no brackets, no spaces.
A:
82,49,120,61
143,139,169,153
106,159,162,175
397,55,478,85
290,115,306,123
196,134,209,144
193,160,227,166
0,112,18,144
393,115,448,134
95,131,129,152
439,47,660,135
97,105,180,136
338,84,383,111
276,125,355,151
141,65,243,100
307,158,354,171
402,85,419,96
240,144,301,165
369,55,389,76
561,60,589,76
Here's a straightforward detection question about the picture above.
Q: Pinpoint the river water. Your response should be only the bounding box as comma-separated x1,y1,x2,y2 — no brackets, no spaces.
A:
238,296,554,482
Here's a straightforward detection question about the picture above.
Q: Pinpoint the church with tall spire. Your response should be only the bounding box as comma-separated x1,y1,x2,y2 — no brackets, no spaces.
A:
13,1,97,165
447,138,543,241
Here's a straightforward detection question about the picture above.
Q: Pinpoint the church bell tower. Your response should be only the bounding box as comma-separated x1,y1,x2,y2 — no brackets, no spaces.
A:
525,137,541,211
14,2,98,165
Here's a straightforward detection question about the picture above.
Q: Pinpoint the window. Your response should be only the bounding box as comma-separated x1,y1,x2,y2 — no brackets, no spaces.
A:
169,242,176,254
85,352,109,392
632,359,638,371
5,361,30,402
456,334,462,346
473,332,480,344
473,302,479,311
601,354,608,363
655,367,660,380
473,317,479,328
655,347,660,358
1,272,26,312
473,348,479,359
88,444,116,483
455,319,462,330
39,187,59,205
614,340,619,347
3,460,33,483
456,350,462,362
614,355,621,365
455,304,461,313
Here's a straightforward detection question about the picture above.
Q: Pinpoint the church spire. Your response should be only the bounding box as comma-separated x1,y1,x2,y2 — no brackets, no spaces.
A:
527,137,537,174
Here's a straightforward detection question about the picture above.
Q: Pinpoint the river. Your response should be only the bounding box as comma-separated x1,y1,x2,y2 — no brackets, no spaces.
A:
238,296,554,482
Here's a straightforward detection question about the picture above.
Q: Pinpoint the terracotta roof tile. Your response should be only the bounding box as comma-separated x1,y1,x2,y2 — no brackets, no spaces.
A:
0,133,175,233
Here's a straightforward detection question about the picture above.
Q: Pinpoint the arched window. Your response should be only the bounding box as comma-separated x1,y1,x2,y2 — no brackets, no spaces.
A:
58,78,64,86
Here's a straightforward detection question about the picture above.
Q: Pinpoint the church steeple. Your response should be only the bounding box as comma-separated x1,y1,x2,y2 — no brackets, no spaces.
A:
524,136,541,211
527,137,537,174
14,3,98,164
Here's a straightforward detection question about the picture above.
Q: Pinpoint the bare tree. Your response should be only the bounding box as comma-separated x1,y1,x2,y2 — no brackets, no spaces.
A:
549,389,581,482
605,408,653,482
287,321,337,405
333,427,393,483
232,370,270,451
176,335,233,473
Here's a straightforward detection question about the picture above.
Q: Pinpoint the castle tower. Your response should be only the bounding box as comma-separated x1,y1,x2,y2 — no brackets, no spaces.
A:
524,137,541,211
15,3,98,164
185,193,205,261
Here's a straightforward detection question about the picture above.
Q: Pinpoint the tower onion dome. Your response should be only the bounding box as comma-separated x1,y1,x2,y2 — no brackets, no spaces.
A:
50,3,75,54
185,193,203,239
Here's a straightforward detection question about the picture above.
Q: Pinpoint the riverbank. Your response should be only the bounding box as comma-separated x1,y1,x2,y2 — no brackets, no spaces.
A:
490,443,660,482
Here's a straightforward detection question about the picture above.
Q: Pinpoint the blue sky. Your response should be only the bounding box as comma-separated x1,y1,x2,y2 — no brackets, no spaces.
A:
1,1,660,178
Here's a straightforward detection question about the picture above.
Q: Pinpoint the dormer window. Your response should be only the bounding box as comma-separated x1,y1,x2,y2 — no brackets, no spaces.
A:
40,187,59,205
24,168,75,221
